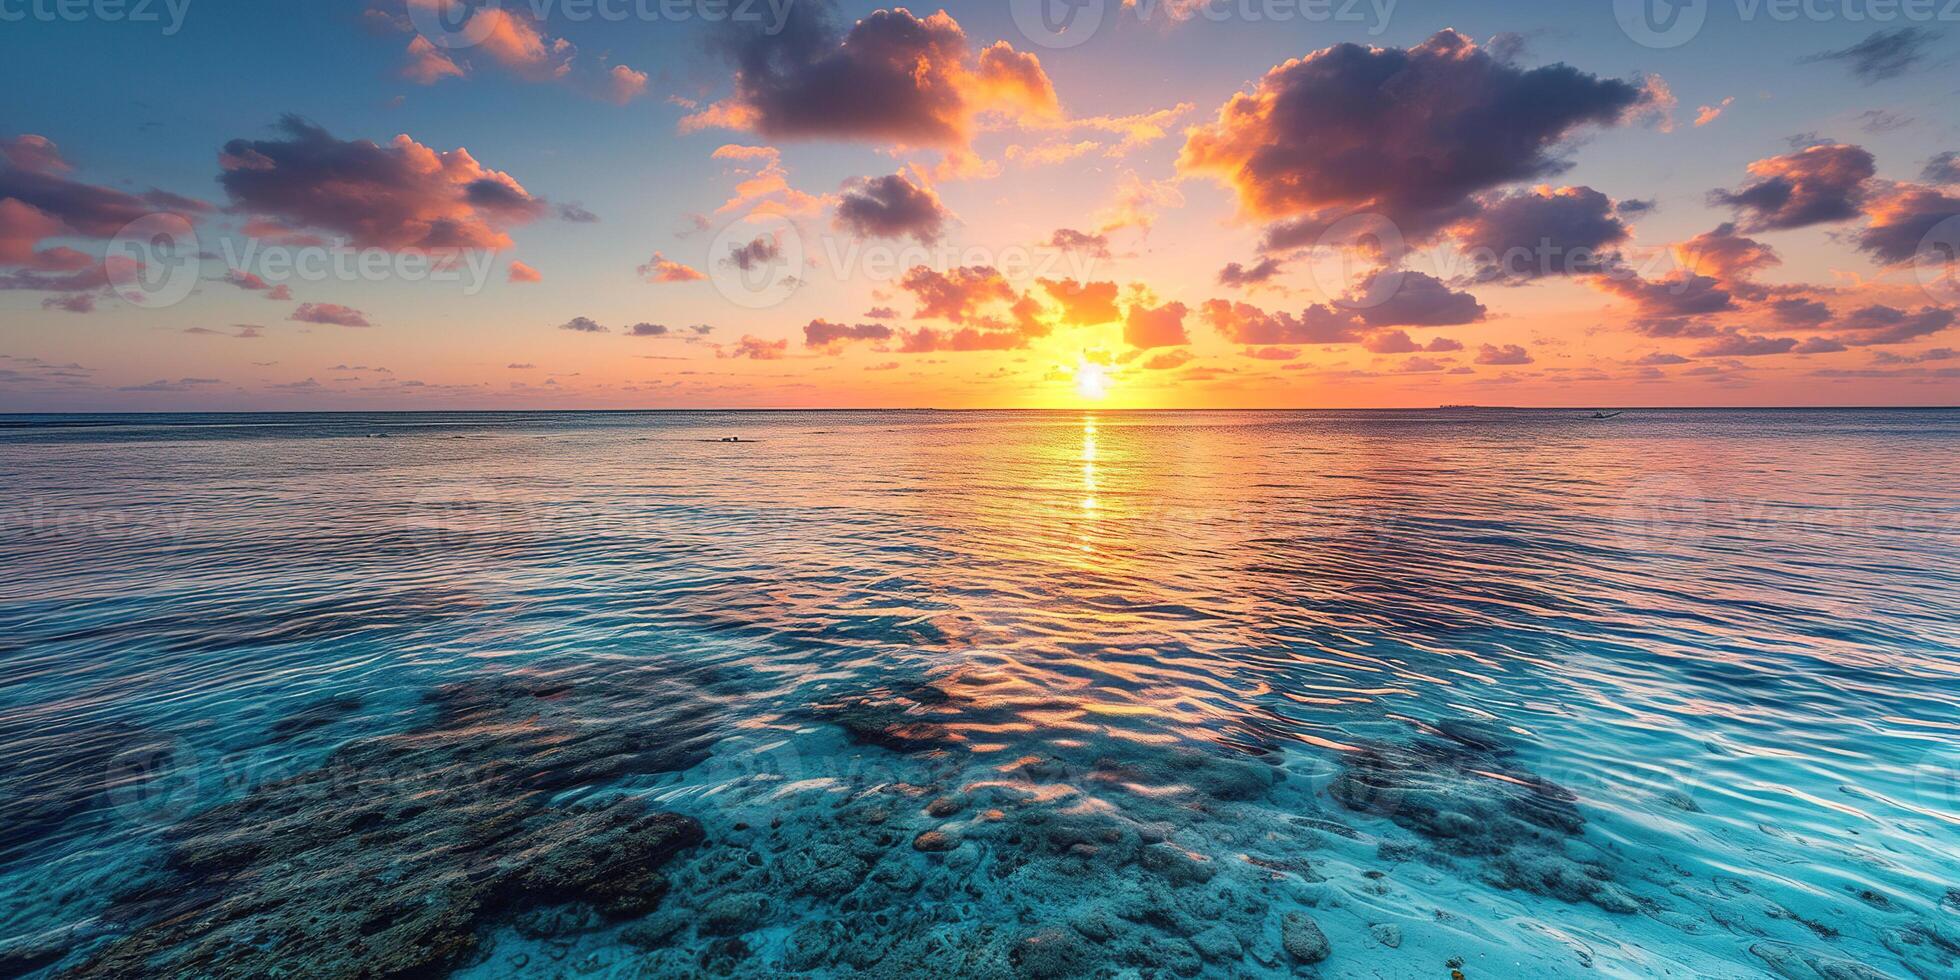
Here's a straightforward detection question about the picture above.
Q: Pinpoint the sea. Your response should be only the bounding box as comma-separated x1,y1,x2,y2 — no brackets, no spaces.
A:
1,409,1955,978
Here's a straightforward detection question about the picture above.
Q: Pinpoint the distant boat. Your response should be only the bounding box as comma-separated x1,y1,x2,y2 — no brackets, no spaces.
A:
1590,411,1624,419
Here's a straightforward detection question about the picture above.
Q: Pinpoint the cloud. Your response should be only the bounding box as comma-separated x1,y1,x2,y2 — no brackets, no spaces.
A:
1453,186,1629,281
1217,257,1283,288
1912,151,1960,188
290,302,372,327
0,200,92,272
895,323,1042,353
219,116,544,251
1124,300,1189,349
558,315,608,333
1711,143,1875,230
625,322,671,337
1095,171,1183,234
1039,278,1120,325
557,202,599,223
0,134,207,280
1179,30,1646,240
1141,349,1194,371
1674,223,1781,284
1771,297,1834,327
709,144,826,217
804,319,894,349
1694,97,1735,128
1048,228,1110,258
1,134,71,174
1856,182,1960,264
1833,304,1954,345
602,65,649,105
118,377,222,393
1351,271,1486,326
1199,300,1363,345
901,265,1016,323
1794,337,1849,354
1696,329,1799,356
1801,27,1937,82
833,173,950,243
724,235,782,272
185,324,262,339
1592,271,1735,318
40,293,94,313
1475,343,1534,365
402,35,465,84
693,3,1057,148
1635,352,1691,365
639,251,706,282
1363,329,1420,354
507,260,541,283
1857,109,1915,134
723,335,788,360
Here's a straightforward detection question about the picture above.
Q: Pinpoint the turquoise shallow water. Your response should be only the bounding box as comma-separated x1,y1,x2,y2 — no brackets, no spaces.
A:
1,409,1956,978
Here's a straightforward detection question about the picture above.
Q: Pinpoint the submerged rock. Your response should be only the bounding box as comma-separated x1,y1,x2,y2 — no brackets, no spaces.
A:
1750,941,1896,980
914,829,959,852
1282,910,1332,964
1013,927,1094,978
1140,842,1216,885
67,666,718,978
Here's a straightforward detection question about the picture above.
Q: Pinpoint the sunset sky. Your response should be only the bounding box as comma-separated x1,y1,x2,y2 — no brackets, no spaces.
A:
3,0,1958,409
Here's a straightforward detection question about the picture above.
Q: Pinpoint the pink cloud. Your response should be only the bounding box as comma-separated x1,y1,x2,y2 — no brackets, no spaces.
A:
1124,300,1189,349
290,302,373,327
507,260,542,283
639,252,706,283
219,116,545,252
402,36,465,85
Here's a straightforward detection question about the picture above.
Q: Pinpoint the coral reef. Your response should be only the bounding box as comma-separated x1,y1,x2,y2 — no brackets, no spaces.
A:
64,667,718,977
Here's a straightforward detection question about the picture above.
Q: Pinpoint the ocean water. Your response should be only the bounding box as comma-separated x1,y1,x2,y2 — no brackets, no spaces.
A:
0,409,1956,978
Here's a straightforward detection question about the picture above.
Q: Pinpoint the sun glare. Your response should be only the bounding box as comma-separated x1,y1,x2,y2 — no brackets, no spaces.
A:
1075,361,1110,401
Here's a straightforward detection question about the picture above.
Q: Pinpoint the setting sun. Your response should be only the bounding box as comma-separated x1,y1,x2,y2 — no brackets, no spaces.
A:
1075,361,1110,401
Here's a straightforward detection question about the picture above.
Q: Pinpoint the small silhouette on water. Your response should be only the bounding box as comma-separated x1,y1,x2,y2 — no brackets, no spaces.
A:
1589,411,1624,419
